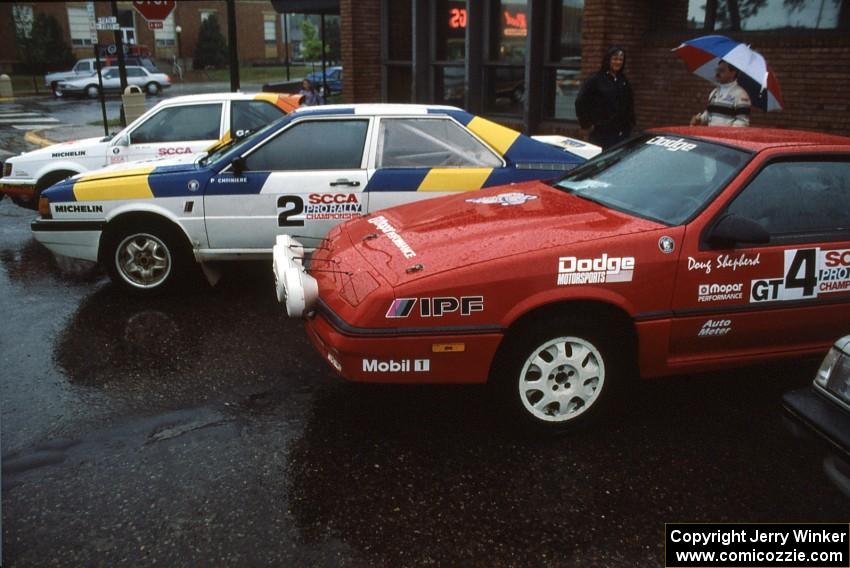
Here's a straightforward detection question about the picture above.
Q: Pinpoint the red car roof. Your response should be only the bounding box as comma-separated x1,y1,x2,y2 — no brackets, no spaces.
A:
650,126,850,152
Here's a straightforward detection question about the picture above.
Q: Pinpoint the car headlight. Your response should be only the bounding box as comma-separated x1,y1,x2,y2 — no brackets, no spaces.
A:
38,195,52,219
815,344,850,406
815,347,841,388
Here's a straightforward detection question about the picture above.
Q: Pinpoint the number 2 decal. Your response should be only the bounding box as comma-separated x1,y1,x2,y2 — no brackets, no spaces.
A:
277,195,304,227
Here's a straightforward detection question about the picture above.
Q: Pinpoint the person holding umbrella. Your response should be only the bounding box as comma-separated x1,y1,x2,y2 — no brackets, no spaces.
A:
575,46,636,149
690,60,751,127
675,35,784,126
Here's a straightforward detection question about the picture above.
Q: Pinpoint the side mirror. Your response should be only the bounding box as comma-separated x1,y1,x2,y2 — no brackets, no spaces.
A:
231,156,247,175
114,135,129,147
707,213,770,248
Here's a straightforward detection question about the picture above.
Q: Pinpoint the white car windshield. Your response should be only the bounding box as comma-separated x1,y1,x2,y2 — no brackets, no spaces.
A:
554,134,751,225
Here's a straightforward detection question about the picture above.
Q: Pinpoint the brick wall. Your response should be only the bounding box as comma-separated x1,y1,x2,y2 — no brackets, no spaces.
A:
173,0,278,69
580,0,850,136
340,0,381,103
633,32,850,134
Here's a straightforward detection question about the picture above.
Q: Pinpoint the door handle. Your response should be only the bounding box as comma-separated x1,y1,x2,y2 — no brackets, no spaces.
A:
329,179,360,187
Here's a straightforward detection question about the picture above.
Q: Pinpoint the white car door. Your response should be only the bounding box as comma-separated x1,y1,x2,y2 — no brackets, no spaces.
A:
204,116,373,251
125,67,148,88
115,102,224,163
100,69,121,92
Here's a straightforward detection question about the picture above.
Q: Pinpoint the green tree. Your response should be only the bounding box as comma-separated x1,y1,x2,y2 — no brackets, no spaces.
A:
193,14,229,69
14,12,74,75
300,18,323,61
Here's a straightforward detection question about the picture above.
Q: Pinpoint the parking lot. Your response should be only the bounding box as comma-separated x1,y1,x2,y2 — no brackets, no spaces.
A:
0,96,848,566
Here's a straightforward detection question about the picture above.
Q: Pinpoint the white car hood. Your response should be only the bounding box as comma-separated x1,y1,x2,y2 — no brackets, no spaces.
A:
71,152,202,178
13,137,109,162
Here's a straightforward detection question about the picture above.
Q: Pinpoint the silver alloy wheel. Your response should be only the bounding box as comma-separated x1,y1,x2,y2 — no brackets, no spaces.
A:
146,82,159,95
114,233,172,289
518,336,605,422
86,85,99,98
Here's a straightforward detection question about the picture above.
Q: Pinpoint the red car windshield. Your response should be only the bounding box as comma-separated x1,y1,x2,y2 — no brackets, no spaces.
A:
554,134,751,226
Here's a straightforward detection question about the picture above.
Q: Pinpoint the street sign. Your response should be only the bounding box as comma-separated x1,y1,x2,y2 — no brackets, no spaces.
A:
97,16,117,24
95,22,120,31
147,21,164,30
132,1,176,22
87,2,97,44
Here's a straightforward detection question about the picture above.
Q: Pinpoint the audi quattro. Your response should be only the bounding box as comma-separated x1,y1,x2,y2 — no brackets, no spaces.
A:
274,127,850,431
1,92,301,209
31,104,591,294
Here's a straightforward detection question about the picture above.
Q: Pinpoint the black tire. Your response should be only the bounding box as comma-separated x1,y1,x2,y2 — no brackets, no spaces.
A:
86,85,99,99
145,82,160,95
102,219,193,295
493,314,632,432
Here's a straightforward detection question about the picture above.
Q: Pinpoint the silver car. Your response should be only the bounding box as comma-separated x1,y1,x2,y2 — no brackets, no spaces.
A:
56,66,171,98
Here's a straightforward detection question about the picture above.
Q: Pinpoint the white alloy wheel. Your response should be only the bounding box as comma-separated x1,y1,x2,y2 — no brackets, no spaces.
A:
146,82,160,95
114,232,173,289
518,335,605,423
86,85,99,98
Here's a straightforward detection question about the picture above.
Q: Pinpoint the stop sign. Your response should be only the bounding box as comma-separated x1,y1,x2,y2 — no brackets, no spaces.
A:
132,0,176,22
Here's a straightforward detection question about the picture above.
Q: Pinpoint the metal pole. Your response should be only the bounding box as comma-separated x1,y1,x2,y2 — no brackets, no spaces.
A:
110,0,128,91
227,0,240,92
94,44,109,137
110,0,127,127
283,13,290,81
320,13,327,100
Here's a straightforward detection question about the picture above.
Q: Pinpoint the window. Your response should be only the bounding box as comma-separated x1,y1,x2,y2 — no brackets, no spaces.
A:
376,118,503,168
243,120,368,171
555,135,750,226
434,0,466,105
688,0,849,31
125,68,146,78
485,0,528,115
385,0,412,103
726,161,850,238
231,100,286,139
68,6,94,47
264,15,277,45
201,10,217,22
154,13,176,47
130,104,223,144
13,5,33,39
545,0,583,120
74,61,92,73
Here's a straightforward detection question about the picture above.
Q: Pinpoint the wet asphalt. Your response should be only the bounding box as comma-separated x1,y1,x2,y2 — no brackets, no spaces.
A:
1,99,849,567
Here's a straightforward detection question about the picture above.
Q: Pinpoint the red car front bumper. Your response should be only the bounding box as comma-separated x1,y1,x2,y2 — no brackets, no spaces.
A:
304,307,504,384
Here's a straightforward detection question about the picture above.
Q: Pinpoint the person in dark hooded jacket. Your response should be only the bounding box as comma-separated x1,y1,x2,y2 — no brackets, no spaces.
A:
574,46,635,149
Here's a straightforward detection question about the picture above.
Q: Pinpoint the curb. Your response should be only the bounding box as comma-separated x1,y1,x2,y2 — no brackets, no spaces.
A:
0,94,49,102
24,129,56,148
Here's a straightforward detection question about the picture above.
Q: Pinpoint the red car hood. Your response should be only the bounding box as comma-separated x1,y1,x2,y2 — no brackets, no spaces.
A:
345,181,664,286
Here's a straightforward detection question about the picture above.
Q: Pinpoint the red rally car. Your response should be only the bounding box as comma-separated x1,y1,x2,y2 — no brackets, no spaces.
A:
274,127,850,431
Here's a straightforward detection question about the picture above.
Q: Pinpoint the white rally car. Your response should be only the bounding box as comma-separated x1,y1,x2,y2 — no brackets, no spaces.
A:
0,92,301,209
31,104,598,295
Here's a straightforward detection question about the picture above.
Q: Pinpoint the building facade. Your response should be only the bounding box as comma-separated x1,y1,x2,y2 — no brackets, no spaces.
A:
2,1,848,137
1,1,293,72
339,0,850,136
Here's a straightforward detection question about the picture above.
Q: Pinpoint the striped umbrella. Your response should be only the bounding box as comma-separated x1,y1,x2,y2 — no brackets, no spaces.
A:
673,34,784,112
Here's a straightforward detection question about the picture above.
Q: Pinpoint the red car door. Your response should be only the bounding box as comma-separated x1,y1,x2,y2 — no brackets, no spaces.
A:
669,153,850,368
